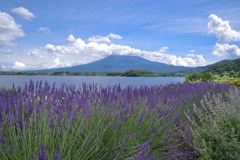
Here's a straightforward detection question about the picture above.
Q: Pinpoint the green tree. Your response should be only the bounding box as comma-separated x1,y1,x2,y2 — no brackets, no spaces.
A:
185,73,201,82
185,72,214,82
121,69,156,77
201,72,214,81
229,70,237,78
238,72,240,78
221,71,229,78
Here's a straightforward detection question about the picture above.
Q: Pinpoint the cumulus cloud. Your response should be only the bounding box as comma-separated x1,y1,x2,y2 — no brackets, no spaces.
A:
42,57,72,69
108,33,122,39
158,47,169,53
208,14,240,59
11,7,35,20
26,34,206,69
213,43,240,58
88,35,111,43
45,44,56,51
196,55,206,65
0,12,25,46
187,50,195,56
27,49,45,58
187,53,195,57
208,14,240,43
66,34,76,42
12,61,26,70
37,27,50,34
88,33,122,43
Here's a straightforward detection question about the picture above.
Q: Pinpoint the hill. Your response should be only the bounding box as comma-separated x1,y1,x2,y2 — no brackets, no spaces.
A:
203,58,240,74
174,66,208,75
185,58,240,82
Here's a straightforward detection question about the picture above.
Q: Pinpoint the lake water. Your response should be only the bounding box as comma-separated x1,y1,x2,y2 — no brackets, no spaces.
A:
0,76,185,89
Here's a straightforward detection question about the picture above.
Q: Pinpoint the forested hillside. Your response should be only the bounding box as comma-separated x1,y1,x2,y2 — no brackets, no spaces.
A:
203,58,240,74
185,58,240,83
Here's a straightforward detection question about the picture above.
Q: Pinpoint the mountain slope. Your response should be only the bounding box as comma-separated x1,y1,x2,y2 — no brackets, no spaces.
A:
37,55,192,73
203,58,240,74
175,65,209,74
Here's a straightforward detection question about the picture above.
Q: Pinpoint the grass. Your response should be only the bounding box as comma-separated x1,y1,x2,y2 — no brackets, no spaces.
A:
0,81,239,159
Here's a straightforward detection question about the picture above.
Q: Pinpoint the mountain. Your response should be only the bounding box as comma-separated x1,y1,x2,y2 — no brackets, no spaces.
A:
202,58,240,74
175,65,209,74
20,56,240,75
35,55,193,73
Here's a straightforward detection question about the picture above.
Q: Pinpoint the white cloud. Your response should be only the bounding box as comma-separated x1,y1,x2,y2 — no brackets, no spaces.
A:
26,34,206,69
0,12,25,46
187,50,195,57
196,55,205,61
158,47,169,53
208,14,240,43
66,34,76,42
173,57,196,66
12,61,26,70
27,49,45,58
43,58,72,69
88,35,111,43
189,50,195,53
45,44,56,51
208,14,240,59
108,33,122,39
11,7,35,20
213,43,240,58
37,27,50,34
88,33,122,44
196,55,206,65
187,53,195,57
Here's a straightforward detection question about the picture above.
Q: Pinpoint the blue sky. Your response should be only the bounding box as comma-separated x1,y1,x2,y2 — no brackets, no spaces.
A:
1,0,240,71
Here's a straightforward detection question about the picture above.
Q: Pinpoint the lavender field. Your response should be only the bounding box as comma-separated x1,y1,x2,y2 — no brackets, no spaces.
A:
0,81,239,160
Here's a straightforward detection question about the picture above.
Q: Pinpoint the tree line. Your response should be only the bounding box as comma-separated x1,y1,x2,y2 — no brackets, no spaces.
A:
0,70,186,77
185,71,240,83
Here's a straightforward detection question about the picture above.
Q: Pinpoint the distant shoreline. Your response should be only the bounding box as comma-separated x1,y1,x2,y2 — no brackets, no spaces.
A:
0,71,185,77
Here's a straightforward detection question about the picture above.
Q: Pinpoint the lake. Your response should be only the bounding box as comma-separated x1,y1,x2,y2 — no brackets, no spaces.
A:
0,76,185,89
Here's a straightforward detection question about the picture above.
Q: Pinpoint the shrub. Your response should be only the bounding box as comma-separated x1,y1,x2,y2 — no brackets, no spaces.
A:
185,72,214,83
186,87,240,159
230,79,240,87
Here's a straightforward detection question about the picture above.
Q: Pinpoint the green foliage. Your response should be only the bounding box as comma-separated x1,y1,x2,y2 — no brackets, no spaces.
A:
1,88,14,94
186,87,240,159
204,58,240,75
185,72,214,83
121,69,156,77
106,72,122,76
221,71,230,78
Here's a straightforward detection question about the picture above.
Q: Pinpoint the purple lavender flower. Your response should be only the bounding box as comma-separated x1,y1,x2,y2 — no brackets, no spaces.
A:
38,143,48,160
0,132,6,144
11,143,14,151
0,81,233,159
49,117,55,129
137,139,152,159
54,147,61,160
